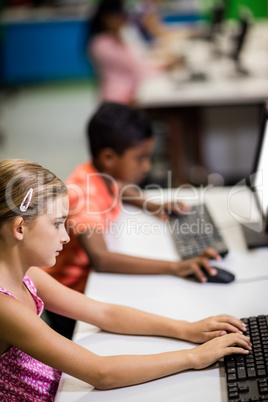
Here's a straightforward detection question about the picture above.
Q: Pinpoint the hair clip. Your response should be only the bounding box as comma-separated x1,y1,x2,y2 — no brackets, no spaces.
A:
20,188,33,212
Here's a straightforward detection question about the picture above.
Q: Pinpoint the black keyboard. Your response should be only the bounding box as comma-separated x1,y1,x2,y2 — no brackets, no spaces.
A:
224,315,268,402
169,204,228,259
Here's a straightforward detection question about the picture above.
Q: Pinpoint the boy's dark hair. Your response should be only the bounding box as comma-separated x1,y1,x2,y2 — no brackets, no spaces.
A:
87,102,153,158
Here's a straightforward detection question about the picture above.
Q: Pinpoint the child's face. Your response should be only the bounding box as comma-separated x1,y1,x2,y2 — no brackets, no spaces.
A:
22,194,70,268
112,138,154,184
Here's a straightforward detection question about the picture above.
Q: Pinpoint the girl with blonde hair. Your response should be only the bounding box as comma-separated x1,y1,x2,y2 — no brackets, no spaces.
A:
0,159,250,401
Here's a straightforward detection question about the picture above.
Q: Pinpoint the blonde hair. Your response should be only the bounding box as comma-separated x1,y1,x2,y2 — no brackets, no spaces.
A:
0,159,67,227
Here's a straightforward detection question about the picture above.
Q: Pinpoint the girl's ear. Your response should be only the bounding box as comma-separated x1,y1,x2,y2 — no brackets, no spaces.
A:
12,217,25,241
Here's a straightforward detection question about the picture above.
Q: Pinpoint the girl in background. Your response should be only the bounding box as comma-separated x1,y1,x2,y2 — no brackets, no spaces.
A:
87,0,176,104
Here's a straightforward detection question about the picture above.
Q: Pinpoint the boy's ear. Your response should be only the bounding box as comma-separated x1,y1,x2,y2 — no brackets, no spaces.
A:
98,148,118,169
12,217,25,241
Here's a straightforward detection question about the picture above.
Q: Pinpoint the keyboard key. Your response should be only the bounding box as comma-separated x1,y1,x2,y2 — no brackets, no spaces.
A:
229,391,239,399
247,367,257,378
237,366,247,379
228,373,237,381
238,385,249,392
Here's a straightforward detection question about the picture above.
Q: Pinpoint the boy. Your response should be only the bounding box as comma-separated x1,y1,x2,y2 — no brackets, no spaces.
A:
43,102,219,337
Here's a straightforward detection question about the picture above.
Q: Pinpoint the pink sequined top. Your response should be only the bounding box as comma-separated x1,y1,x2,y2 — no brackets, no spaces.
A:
0,274,61,401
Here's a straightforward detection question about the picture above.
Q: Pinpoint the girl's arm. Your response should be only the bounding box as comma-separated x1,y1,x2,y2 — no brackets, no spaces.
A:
78,229,219,282
0,290,251,390
30,268,246,343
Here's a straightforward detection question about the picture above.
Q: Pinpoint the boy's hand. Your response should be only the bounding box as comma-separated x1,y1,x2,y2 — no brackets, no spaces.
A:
182,315,247,344
190,333,251,370
164,201,191,215
155,201,191,221
171,248,221,282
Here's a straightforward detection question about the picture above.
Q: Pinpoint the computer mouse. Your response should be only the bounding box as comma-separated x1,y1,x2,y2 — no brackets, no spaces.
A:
204,267,235,283
188,267,235,284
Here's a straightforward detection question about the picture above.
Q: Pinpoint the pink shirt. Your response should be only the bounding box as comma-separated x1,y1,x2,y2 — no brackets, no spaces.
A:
0,275,61,401
89,33,163,104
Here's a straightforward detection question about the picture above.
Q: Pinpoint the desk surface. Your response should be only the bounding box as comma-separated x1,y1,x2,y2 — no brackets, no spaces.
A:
56,186,268,402
135,23,268,108
136,73,268,108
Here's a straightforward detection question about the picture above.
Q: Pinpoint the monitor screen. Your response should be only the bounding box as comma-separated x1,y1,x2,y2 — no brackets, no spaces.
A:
252,116,268,219
232,14,249,62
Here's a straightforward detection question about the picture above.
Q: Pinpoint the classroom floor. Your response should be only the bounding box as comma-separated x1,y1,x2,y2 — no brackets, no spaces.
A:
0,81,97,181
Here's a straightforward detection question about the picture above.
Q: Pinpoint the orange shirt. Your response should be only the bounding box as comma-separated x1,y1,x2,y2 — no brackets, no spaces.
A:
42,162,121,293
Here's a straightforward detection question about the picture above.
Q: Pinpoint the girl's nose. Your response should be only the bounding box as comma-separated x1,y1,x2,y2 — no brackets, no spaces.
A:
62,228,70,244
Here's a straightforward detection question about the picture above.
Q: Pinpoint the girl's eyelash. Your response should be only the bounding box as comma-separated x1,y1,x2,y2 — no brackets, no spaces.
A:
55,221,63,228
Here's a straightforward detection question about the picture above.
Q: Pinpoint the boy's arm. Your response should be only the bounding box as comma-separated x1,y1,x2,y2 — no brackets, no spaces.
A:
121,185,190,220
78,230,219,282
79,229,174,275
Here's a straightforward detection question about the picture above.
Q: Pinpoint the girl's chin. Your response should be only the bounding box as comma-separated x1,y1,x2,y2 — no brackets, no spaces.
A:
46,258,57,268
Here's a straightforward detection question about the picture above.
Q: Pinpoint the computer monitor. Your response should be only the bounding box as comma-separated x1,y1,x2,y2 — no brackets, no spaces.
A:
211,2,225,33
205,1,225,41
230,11,251,75
241,105,268,248
250,108,268,225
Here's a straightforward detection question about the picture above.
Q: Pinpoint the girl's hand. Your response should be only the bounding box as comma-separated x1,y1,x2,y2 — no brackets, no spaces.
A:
183,314,247,343
190,333,251,370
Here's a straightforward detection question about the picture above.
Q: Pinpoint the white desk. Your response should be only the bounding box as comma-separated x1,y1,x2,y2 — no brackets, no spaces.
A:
135,22,268,108
56,187,268,402
136,73,268,108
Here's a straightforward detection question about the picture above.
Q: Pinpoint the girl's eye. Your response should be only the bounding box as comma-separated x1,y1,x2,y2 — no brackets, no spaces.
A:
55,221,63,228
